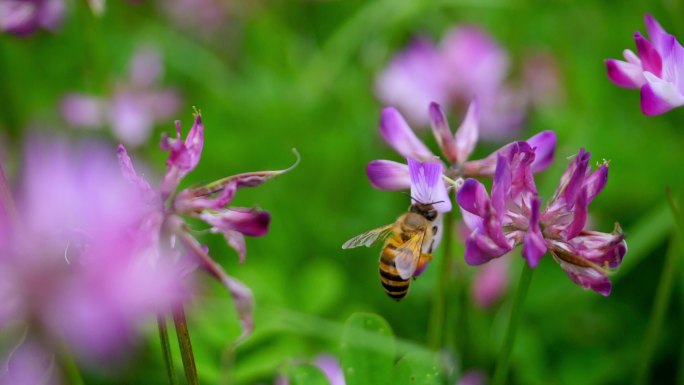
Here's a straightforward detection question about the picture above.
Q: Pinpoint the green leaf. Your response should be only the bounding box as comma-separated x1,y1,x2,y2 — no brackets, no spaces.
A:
340,313,395,385
289,364,330,385
391,351,443,385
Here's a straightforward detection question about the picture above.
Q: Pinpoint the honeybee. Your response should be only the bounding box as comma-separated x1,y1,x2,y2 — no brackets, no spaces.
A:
342,201,441,301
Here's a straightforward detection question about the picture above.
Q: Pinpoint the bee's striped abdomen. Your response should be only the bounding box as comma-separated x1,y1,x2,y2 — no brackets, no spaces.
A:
378,236,410,301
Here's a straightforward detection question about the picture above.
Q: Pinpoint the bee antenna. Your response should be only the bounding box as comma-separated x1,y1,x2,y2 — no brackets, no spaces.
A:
425,200,444,205
401,192,424,204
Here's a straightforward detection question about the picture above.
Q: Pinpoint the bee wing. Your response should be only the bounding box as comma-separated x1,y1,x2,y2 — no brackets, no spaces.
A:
394,231,426,280
342,224,394,249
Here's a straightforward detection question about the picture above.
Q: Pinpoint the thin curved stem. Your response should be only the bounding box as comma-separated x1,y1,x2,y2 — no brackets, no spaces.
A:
493,261,534,385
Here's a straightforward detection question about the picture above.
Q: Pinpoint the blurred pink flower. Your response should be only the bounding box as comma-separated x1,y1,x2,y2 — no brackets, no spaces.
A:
160,0,228,35
471,256,510,309
456,370,487,385
0,0,64,36
60,46,182,147
0,136,187,363
375,25,533,140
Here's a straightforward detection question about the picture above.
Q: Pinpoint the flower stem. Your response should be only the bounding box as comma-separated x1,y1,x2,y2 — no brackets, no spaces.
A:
58,345,85,385
427,209,454,351
173,306,199,385
492,261,534,385
157,315,178,385
637,189,683,385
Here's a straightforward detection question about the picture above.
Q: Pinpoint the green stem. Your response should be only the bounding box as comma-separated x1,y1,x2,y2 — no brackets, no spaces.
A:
173,306,199,385
635,235,679,385
492,262,534,385
157,315,178,385
58,346,85,385
427,210,454,351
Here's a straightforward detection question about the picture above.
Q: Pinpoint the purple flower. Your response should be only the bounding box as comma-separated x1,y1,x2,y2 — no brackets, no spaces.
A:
366,103,556,191
457,146,627,296
313,355,346,385
457,370,487,385
375,25,528,139
119,112,297,339
0,0,64,36
606,14,684,115
61,46,182,147
0,136,187,362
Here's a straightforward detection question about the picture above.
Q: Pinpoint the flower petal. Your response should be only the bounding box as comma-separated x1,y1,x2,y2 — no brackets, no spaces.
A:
116,144,153,195
379,108,434,161
645,14,670,55
522,197,546,267
201,209,271,238
429,102,458,164
640,72,684,115
634,31,663,76
161,114,205,194
408,158,451,212
605,59,645,88
453,100,479,164
527,130,557,173
366,160,411,190
472,257,509,309
456,178,489,218
60,94,106,128
584,163,608,203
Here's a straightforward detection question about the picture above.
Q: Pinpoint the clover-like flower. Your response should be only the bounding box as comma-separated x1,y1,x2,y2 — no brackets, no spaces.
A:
606,14,684,115
456,144,626,295
119,112,296,339
366,102,556,192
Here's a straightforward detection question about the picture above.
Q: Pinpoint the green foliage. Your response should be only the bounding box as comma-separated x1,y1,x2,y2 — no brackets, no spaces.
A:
340,313,395,385
289,364,330,385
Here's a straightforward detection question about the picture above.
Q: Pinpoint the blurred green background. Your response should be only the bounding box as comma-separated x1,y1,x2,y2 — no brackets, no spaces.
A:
2,0,684,384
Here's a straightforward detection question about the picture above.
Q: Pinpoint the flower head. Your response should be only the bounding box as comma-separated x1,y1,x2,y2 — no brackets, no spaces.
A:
0,136,187,362
457,147,626,295
606,14,684,115
119,112,296,339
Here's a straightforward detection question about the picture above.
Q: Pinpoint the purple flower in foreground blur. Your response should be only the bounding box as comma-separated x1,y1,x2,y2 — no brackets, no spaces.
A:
119,112,296,339
376,25,528,140
457,145,627,296
0,137,186,365
366,102,556,191
0,0,64,36
272,355,345,385
61,46,181,146
606,14,684,115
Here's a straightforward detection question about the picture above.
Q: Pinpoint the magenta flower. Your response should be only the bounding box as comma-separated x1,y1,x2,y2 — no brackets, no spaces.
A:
61,46,182,147
456,145,627,296
0,136,187,362
375,25,528,139
119,112,296,339
0,0,64,36
606,14,684,115
366,102,556,191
